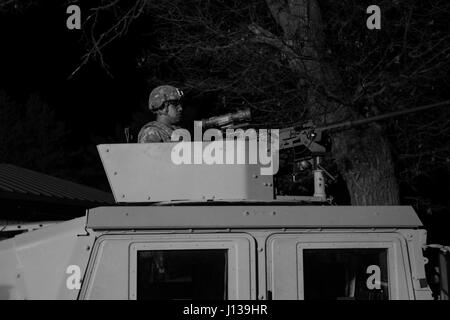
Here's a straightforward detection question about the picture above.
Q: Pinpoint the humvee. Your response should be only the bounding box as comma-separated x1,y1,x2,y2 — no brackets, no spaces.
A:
0,142,447,300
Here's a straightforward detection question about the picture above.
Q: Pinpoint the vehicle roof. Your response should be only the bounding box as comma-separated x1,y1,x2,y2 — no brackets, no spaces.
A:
86,205,423,230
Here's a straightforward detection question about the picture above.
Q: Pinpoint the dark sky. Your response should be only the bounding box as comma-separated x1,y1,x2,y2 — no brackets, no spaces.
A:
0,2,149,145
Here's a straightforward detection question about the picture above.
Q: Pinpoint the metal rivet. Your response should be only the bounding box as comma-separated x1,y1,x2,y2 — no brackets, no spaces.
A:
271,211,276,216
86,246,91,251
253,174,258,179
258,247,264,252
244,211,250,216
106,149,110,153
122,194,125,198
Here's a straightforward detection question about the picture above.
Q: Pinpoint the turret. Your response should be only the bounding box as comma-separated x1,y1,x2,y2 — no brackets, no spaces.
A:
97,141,276,203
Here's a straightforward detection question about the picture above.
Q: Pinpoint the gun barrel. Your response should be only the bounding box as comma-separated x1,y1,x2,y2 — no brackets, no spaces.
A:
318,100,450,132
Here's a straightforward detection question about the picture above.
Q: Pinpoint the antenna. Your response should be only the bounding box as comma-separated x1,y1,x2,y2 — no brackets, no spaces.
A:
124,127,131,143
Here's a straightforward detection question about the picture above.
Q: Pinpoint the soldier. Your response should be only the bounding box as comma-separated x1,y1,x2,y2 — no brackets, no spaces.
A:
138,85,184,143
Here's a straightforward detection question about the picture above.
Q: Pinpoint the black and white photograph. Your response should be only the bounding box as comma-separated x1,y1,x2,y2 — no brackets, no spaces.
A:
0,0,449,306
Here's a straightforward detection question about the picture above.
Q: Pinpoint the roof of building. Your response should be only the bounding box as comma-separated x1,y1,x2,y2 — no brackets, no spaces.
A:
0,164,114,206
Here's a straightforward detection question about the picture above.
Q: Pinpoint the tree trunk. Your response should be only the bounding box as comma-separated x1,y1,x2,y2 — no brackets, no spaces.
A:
262,0,400,205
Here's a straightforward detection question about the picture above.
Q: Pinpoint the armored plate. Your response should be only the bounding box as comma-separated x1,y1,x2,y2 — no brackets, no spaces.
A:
87,205,423,229
98,142,275,203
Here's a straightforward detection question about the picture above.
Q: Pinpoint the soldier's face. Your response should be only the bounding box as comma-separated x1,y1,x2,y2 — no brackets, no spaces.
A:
167,102,182,123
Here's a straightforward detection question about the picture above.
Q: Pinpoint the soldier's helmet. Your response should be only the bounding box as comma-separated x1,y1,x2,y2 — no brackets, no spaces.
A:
148,85,184,111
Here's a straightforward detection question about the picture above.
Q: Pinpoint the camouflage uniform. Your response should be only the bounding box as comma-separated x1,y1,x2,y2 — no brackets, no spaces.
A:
137,121,180,143
138,85,184,143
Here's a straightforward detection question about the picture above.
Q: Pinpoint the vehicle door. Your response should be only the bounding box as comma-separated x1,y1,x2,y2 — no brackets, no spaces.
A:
80,232,256,300
266,232,414,300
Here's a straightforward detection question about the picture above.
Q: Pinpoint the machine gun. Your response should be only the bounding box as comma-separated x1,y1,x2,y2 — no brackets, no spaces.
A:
277,100,450,201
198,100,449,201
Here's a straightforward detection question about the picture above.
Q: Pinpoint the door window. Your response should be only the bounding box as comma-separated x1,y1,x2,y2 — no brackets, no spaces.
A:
303,248,388,300
137,249,227,300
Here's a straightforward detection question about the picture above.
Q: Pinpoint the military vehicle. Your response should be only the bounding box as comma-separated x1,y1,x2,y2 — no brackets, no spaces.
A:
0,102,449,300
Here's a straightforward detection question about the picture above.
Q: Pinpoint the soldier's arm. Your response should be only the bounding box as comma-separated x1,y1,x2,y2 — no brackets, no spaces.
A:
137,128,164,143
